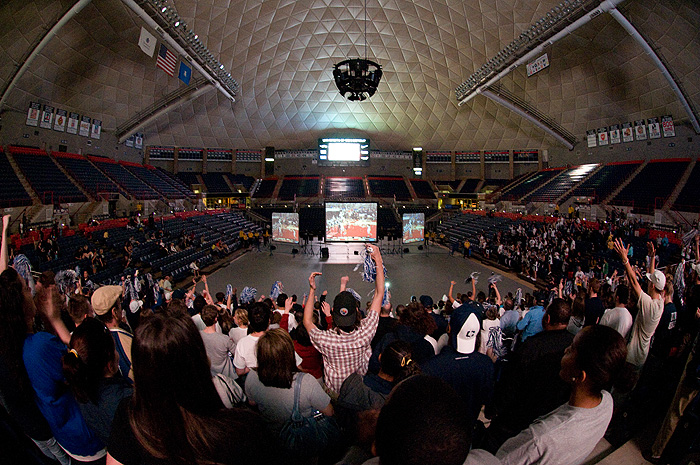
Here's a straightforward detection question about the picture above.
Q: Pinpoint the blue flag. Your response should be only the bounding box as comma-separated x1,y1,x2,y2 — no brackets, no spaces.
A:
178,61,192,85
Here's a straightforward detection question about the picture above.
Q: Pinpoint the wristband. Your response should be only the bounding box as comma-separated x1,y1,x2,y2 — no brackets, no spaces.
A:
622,260,629,265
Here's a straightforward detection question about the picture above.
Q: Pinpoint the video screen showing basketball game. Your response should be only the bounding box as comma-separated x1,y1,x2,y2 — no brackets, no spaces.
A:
272,212,299,244
402,213,425,243
325,202,377,242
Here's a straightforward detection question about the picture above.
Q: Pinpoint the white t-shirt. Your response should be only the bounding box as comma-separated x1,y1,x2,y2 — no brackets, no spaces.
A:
599,306,633,339
627,291,663,367
233,334,260,370
229,326,248,345
192,314,221,333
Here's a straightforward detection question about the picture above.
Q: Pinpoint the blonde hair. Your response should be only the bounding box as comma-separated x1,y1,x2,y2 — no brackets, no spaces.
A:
234,308,249,326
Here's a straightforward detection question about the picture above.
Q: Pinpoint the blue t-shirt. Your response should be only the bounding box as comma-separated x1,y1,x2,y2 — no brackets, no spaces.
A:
517,306,545,342
23,332,105,456
500,310,520,335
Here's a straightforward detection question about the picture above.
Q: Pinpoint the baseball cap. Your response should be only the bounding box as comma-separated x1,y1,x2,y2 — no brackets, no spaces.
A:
645,269,666,291
450,306,481,354
419,295,433,308
91,285,123,316
332,291,358,327
129,299,143,314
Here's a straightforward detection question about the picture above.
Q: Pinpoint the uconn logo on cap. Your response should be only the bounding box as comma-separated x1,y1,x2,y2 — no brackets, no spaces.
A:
339,307,349,316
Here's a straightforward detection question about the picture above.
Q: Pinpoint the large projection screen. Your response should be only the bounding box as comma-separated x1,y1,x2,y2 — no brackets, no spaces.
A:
272,212,299,244
325,202,377,242
402,213,425,244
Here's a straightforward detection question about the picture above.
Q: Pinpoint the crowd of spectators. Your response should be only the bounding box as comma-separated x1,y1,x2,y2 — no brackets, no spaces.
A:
1,206,700,465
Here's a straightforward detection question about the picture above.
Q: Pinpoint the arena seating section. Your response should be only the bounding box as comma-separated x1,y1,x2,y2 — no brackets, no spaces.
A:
278,176,319,200
122,163,188,199
499,168,563,201
559,161,642,204
367,176,411,200
611,159,690,214
410,179,435,199
252,178,278,198
460,179,481,193
54,152,124,199
88,157,160,200
325,177,365,198
10,146,87,203
672,161,700,213
200,173,235,195
0,149,32,206
523,164,598,203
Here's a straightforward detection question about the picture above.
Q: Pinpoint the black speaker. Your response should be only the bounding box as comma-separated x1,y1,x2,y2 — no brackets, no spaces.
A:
270,245,276,251
403,248,409,253
321,247,329,259
418,245,424,250
354,250,359,255
292,248,299,254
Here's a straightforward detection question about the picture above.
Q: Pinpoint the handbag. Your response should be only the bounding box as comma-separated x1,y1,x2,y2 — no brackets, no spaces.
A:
279,374,341,457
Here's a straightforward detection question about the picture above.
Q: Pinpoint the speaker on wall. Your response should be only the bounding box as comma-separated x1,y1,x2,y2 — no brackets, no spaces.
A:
264,146,274,176
321,247,329,259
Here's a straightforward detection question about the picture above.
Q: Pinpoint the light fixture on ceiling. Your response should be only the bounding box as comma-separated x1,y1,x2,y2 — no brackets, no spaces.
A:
333,0,382,101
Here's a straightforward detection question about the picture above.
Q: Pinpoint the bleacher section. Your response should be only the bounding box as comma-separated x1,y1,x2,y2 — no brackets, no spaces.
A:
252,178,277,198
201,173,234,195
561,161,642,204
54,152,124,199
437,213,514,253
153,168,195,198
325,177,365,198
298,207,324,238
377,206,401,237
410,179,435,199
89,157,160,200
460,179,481,193
524,164,598,203
278,176,319,200
0,149,32,207
122,164,186,199
499,168,563,201
177,172,202,190
611,159,691,214
228,174,255,191
367,176,411,201
672,161,700,213
9,146,87,204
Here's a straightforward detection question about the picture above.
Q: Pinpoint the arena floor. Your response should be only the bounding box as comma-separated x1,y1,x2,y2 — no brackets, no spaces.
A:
206,240,535,307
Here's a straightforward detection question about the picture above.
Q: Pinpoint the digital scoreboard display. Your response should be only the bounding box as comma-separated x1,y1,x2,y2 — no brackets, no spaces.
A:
318,138,370,166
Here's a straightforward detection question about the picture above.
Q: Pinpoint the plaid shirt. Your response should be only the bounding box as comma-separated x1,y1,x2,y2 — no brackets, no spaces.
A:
309,310,379,394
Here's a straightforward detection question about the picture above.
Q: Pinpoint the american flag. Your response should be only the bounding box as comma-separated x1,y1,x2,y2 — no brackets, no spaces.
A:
156,44,177,76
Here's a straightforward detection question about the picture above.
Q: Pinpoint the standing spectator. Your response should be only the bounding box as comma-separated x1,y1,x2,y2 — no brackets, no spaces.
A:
200,305,237,379
93,285,134,383
583,278,604,326
233,302,271,377
599,284,633,339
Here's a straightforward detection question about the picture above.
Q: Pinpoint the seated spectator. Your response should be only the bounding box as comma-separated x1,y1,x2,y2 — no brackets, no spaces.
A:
93,285,134,382
229,308,249,344
62,317,133,445
496,325,627,465
599,283,633,339
200,305,237,379
369,375,500,465
107,314,277,465
303,246,384,396
422,304,494,428
369,301,436,373
244,328,333,435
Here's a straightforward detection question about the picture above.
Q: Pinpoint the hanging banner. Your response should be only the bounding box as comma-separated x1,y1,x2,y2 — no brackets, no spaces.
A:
40,105,54,129
53,109,67,132
125,135,135,147
634,120,647,141
661,115,675,137
586,130,597,148
609,124,621,144
67,112,80,134
621,122,634,143
526,53,549,77
597,127,608,146
79,115,91,137
26,102,41,126
134,133,144,149
91,119,102,139
648,117,661,139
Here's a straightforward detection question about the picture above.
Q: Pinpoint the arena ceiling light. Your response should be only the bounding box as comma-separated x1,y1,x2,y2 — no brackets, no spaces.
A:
333,0,382,101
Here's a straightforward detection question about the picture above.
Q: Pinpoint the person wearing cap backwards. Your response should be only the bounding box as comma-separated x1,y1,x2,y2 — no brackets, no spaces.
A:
613,239,664,373
422,303,494,428
92,285,134,382
303,245,385,396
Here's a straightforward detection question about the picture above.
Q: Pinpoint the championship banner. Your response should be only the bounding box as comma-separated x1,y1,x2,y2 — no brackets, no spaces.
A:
40,105,54,129
586,130,597,148
621,122,633,143
526,53,549,77
53,109,67,132
125,135,135,147
634,120,647,141
648,117,661,139
609,124,621,144
79,115,91,137
67,112,80,134
661,115,675,137
26,102,41,126
134,133,144,149
91,119,102,139
597,127,608,146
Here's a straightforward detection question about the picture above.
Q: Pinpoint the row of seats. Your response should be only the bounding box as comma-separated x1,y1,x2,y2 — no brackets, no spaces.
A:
278,176,320,200
10,147,87,203
55,153,125,198
367,176,412,201
524,164,599,203
0,150,32,206
560,162,641,204
611,159,690,214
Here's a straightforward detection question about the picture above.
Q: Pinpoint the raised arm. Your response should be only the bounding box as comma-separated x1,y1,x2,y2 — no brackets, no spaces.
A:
367,245,385,314
448,281,456,304
340,275,349,293
36,284,71,345
201,275,214,305
647,241,656,274
614,238,642,298
0,215,10,273
492,283,502,306
304,272,322,332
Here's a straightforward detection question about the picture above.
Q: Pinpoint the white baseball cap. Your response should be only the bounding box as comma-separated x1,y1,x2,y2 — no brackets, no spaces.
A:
645,269,666,291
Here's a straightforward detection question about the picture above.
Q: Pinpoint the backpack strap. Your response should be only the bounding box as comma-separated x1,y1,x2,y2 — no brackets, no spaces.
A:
291,373,304,422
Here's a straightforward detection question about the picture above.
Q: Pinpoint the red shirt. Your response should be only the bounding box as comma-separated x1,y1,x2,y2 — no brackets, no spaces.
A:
280,314,324,379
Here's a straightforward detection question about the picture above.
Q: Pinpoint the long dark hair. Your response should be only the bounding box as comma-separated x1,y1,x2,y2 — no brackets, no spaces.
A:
62,318,116,404
380,340,421,384
256,328,298,389
0,268,34,394
399,302,437,336
128,314,226,464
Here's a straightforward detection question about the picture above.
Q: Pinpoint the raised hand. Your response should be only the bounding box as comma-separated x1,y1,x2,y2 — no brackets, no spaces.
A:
309,272,322,290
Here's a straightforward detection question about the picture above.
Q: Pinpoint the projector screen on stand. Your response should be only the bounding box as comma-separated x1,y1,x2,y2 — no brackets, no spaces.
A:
272,213,299,244
402,213,424,244
326,202,377,242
